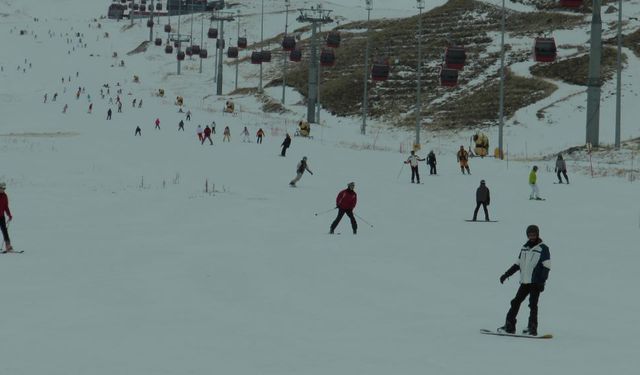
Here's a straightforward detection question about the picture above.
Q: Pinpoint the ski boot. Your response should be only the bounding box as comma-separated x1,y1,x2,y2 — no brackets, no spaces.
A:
523,327,537,336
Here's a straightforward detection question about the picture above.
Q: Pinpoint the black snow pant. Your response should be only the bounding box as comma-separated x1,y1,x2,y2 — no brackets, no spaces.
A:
281,146,289,157
135,129,141,136
330,209,357,234
411,166,420,183
473,202,489,221
202,135,213,145
257,136,263,144
0,216,10,243
505,283,542,331
556,170,569,183
429,163,436,175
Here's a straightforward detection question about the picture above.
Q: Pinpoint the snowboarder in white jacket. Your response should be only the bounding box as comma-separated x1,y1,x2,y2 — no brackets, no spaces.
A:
289,157,313,187
498,225,550,336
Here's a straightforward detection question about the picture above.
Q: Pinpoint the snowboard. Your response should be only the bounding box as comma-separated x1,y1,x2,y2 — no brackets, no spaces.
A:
480,329,552,339
1,250,24,254
465,220,498,222
530,198,546,201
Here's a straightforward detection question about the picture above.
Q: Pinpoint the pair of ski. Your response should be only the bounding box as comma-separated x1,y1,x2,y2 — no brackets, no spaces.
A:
480,328,552,339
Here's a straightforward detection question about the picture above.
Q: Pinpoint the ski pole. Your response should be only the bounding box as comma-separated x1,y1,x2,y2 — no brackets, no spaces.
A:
354,213,374,228
314,207,336,216
396,163,405,180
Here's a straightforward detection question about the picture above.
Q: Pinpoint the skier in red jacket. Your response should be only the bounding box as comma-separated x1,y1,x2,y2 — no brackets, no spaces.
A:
330,182,358,234
0,182,14,251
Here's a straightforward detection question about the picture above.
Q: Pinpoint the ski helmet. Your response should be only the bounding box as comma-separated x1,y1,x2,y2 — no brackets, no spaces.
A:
0,182,5,189
480,180,486,184
526,225,539,236
348,182,355,188
303,156,307,161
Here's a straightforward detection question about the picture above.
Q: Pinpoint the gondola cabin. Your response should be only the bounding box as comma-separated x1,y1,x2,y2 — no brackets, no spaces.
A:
164,24,172,33
227,47,239,58
320,49,336,67
238,37,247,49
165,44,173,54
147,19,154,28
185,47,193,56
439,67,458,87
199,49,208,58
191,45,201,55
289,49,302,62
371,60,390,81
533,37,557,62
559,0,582,8
282,36,296,51
108,4,126,19
154,37,162,46
177,51,185,61
326,31,341,48
444,45,466,70
260,50,272,63
208,28,218,39
251,51,262,64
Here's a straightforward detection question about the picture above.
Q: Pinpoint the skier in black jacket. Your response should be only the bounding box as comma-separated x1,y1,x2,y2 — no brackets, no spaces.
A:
280,133,291,157
427,150,437,175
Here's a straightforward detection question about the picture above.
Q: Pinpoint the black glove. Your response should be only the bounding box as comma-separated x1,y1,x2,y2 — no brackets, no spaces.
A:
500,264,520,284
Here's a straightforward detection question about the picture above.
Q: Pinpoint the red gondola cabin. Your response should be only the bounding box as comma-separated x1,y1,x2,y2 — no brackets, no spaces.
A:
439,67,458,87
444,45,466,70
533,37,557,62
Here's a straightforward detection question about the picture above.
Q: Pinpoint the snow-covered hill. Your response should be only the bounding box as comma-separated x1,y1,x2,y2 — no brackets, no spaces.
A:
1,1,639,374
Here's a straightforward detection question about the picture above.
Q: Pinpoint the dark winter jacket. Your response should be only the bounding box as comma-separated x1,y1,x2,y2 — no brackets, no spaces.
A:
204,126,212,136
504,239,551,285
0,193,11,220
296,160,312,175
336,188,357,210
476,185,490,204
281,136,291,148
427,152,436,165
555,158,566,172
